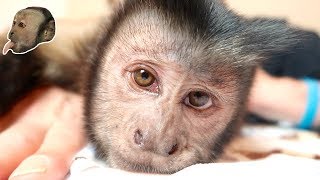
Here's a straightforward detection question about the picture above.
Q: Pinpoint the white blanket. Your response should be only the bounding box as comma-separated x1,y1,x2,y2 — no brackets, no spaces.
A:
67,124,320,179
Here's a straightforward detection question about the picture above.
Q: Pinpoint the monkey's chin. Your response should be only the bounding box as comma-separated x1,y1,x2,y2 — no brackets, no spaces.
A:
11,45,31,54
107,151,199,174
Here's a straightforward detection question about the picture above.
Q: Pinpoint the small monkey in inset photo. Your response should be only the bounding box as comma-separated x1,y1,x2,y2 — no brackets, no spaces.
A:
3,7,55,55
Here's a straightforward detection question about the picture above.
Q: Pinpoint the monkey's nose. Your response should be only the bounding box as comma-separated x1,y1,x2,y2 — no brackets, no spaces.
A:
134,129,144,146
9,32,14,39
167,143,178,155
134,129,179,156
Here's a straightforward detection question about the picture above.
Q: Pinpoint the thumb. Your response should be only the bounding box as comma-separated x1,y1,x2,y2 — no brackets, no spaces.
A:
9,92,86,180
8,155,70,180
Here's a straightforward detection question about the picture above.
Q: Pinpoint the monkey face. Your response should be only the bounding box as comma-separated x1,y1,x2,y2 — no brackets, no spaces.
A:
7,9,44,53
87,5,246,174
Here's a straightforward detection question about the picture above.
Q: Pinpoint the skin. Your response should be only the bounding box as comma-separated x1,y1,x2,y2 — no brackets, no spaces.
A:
0,87,85,180
248,68,320,127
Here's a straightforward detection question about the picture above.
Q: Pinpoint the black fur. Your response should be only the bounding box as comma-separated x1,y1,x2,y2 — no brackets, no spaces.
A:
26,7,54,36
0,52,43,115
25,7,55,43
25,7,54,23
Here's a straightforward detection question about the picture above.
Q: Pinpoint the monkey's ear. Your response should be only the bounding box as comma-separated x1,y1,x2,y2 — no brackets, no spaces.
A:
241,18,311,61
41,20,55,42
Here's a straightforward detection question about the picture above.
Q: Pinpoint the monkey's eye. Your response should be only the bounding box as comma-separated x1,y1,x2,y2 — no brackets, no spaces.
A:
184,91,213,110
18,22,26,28
127,64,160,94
13,21,16,26
134,69,155,87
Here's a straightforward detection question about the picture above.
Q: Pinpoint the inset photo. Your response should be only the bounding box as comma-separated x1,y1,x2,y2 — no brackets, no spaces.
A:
3,7,55,55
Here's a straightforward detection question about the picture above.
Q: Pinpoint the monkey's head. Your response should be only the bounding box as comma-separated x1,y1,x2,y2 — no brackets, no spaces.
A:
86,0,308,174
5,7,55,54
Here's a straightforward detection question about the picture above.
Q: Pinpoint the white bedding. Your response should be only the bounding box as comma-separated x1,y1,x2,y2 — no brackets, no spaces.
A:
67,124,320,179
67,146,320,180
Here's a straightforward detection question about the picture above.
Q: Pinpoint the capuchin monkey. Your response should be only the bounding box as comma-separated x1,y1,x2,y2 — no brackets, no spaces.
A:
85,0,309,174
3,7,55,55
0,0,311,174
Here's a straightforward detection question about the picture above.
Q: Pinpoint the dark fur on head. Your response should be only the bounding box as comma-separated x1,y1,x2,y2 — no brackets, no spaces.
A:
25,7,55,43
0,52,43,115
25,7,54,22
85,0,309,174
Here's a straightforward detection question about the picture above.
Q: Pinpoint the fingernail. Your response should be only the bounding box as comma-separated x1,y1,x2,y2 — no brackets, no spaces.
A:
9,155,49,179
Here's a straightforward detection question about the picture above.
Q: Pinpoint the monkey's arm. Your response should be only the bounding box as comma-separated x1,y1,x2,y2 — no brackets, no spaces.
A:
0,17,102,115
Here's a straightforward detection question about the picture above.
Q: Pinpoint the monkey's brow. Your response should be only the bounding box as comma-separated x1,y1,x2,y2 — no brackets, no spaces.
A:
193,73,227,89
117,40,182,62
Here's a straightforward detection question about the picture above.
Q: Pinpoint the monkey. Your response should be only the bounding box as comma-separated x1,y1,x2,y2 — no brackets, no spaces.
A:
84,0,311,174
0,0,313,175
3,7,55,55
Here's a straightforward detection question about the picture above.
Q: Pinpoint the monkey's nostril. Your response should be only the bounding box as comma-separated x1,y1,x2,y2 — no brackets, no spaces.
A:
168,143,178,155
134,129,143,146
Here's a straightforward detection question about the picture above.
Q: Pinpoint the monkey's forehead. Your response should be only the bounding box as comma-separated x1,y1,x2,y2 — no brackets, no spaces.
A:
109,11,251,72
104,0,258,68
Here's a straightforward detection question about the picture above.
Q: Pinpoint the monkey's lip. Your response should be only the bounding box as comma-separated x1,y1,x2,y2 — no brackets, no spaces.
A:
111,152,180,174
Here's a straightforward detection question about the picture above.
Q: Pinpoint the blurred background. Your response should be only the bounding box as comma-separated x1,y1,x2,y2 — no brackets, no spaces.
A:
0,0,319,34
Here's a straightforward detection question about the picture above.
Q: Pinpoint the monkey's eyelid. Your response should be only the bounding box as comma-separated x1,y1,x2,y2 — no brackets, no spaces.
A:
125,63,158,74
184,96,214,110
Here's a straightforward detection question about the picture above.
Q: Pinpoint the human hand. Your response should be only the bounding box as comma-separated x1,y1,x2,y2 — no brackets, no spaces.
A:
0,87,86,180
248,68,309,124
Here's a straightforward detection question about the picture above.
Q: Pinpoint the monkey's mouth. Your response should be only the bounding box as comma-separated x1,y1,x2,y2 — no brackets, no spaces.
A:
108,148,201,174
110,152,184,174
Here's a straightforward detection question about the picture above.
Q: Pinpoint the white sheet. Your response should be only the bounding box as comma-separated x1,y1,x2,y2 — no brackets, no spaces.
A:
67,146,320,180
